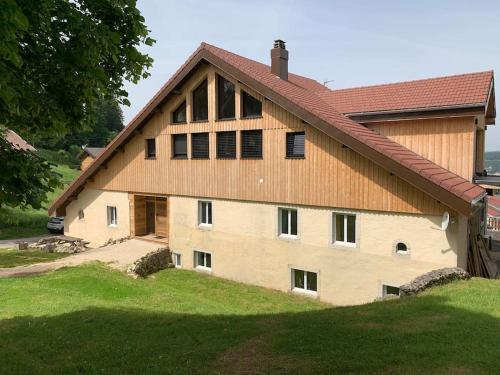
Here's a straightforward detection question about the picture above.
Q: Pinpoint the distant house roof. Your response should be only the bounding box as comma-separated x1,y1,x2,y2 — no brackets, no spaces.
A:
318,71,494,116
80,147,105,159
4,129,36,152
50,43,491,216
488,196,500,218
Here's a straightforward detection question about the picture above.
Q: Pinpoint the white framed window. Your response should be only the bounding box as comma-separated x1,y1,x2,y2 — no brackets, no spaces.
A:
107,206,117,227
382,284,400,297
194,250,211,271
333,213,356,247
173,253,182,268
279,208,298,238
198,201,212,227
291,268,317,296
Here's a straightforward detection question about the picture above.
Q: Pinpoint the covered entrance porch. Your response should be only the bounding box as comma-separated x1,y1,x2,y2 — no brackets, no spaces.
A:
130,195,168,244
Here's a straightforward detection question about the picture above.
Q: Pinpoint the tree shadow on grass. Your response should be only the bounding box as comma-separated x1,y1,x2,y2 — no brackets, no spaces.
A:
0,296,499,374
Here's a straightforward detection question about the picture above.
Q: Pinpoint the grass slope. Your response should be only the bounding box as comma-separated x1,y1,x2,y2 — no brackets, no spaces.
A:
0,248,69,268
0,264,499,374
0,164,79,240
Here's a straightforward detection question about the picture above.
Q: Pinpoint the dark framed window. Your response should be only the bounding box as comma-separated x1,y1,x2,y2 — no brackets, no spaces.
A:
192,79,208,121
217,75,235,120
145,138,156,159
216,131,236,159
172,101,186,123
191,132,209,159
286,132,305,158
172,134,187,159
241,91,262,118
241,130,262,159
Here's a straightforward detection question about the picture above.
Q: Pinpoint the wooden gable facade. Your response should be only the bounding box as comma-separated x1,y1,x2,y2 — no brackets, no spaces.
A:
84,63,447,216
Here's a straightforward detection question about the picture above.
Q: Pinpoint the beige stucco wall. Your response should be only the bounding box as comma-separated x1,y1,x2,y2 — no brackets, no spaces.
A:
169,196,467,305
65,189,130,247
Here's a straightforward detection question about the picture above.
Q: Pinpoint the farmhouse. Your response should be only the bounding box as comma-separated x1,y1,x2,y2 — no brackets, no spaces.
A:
50,41,496,305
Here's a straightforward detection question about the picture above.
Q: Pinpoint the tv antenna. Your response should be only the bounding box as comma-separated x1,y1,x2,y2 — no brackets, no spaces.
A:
323,79,335,88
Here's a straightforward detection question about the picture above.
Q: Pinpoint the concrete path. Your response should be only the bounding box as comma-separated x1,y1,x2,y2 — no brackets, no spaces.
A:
0,239,161,278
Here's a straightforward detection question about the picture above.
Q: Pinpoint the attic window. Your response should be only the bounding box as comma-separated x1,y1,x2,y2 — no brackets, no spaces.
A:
217,75,235,120
192,79,208,121
145,138,156,159
241,91,262,118
286,132,305,158
172,101,186,123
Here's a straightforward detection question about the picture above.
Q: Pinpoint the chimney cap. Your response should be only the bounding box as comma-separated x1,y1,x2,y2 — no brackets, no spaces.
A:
274,40,286,49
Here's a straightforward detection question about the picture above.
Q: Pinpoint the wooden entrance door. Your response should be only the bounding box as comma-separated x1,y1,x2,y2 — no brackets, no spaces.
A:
146,201,156,234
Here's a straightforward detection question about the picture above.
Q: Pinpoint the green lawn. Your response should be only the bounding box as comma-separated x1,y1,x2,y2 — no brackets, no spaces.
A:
0,164,79,240
0,264,499,374
0,248,69,268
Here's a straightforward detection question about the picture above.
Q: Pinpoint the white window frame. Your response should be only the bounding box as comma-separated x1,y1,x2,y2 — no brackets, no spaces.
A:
173,252,182,268
107,206,117,227
332,212,356,247
381,283,401,298
291,268,318,296
278,207,298,239
198,201,212,228
194,250,212,272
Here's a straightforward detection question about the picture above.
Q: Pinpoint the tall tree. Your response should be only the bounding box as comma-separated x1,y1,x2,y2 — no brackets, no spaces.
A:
0,0,154,208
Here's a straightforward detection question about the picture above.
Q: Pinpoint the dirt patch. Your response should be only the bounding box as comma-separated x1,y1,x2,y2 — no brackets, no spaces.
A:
215,334,316,374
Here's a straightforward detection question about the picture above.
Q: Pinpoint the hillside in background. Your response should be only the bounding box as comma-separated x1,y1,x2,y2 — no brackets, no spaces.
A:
485,151,500,174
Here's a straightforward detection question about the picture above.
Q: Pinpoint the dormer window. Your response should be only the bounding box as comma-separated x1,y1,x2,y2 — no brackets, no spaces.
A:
217,75,235,120
192,79,208,121
172,101,186,124
241,91,262,118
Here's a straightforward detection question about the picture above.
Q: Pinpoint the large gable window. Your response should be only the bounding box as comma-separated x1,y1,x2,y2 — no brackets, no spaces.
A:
172,101,186,124
241,91,262,118
241,130,262,159
216,131,236,159
217,75,235,120
286,132,305,158
191,132,209,159
172,134,188,159
192,79,208,121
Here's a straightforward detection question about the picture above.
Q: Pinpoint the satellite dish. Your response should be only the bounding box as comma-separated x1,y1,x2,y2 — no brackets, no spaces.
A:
441,211,450,231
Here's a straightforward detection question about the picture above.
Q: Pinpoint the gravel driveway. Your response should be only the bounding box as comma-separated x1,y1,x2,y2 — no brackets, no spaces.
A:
0,239,162,278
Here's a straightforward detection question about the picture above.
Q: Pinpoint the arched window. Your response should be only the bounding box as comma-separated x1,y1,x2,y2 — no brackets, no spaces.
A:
395,241,408,254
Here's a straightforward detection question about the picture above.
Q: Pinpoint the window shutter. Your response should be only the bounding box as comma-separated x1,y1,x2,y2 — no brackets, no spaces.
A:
216,131,236,159
241,130,263,158
191,132,209,159
286,132,305,158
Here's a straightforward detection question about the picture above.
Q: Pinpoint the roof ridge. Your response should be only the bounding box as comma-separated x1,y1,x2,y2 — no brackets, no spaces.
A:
330,70,493,93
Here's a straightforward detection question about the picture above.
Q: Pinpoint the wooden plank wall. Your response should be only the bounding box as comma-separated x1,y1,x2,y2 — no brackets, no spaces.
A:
367,117,476,181
133,195,146,236
88,64,448,216
155,198,168,238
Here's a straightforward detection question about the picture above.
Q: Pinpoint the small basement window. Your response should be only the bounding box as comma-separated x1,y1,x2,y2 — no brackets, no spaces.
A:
216,131,236,159
241,130,262,159
217,75,235,120
107,206,117,227
172,134,188,159
194,250,211,271
286,132,305,158
78,209,84,220
383,284,400,297
173,253,182,268
191,132,209,159
292,268,317,295
172,101,187,124
192,79,208,121
145,138,156,159
279,208,298,237
241,91,262,118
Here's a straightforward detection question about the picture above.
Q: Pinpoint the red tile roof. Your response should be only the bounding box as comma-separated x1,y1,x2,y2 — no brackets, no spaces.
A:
318,71,493,114
49,43,489,216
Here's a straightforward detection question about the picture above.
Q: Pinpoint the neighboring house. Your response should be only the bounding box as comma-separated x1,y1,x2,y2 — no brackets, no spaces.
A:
78,147,104,170
4,129,36,152
50,41,497,305
487,195,500,231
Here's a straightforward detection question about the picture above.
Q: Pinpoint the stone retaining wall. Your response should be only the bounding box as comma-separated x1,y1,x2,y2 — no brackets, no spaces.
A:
400,267,470,297
127,247,174,278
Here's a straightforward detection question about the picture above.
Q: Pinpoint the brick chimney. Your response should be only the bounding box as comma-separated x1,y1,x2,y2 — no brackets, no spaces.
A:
271,40,288,80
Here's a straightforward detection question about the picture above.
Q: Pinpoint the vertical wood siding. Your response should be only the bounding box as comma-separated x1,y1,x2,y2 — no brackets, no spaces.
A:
88,64,447,215
367,117,476,180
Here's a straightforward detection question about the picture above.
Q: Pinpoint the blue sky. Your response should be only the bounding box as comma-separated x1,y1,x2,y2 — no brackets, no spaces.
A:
122,0,500,150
